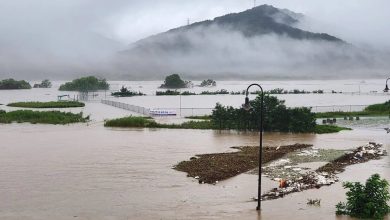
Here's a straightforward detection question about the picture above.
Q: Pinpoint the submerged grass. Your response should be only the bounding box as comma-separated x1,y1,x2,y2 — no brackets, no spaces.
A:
104,116,157,127
0,110,88,124
104,116,214,129
315,125,352,134
7,101,85,108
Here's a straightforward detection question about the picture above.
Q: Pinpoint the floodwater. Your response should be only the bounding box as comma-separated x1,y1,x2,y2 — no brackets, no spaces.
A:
0,80,389,219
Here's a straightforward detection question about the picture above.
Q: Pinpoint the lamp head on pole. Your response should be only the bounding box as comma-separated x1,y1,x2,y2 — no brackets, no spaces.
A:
384,84,389,93
242,96,252,111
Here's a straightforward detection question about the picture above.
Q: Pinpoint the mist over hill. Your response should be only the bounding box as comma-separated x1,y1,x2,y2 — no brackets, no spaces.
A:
114,5,388,80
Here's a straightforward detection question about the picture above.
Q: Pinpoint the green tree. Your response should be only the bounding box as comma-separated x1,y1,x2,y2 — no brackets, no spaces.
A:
336,174,390,219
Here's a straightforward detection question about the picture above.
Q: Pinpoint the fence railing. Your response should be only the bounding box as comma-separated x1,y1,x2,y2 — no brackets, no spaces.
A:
101,100,150,116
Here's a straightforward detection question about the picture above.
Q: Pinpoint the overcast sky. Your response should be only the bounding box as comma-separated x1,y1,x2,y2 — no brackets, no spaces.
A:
0,0,389,79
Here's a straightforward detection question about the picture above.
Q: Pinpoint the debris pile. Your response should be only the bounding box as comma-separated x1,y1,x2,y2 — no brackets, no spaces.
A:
174,144,311,184
317,142,387,174
261,142,387,201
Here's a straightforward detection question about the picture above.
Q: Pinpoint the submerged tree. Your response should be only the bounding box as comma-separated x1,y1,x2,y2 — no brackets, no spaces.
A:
160,74,188,88
33,79,52,88
211,95,316,132
0,78,31,90
200,79,216,87
59,76,109,92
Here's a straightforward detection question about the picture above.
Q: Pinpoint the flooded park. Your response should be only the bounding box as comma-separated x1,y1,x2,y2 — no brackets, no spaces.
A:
0,79,389,219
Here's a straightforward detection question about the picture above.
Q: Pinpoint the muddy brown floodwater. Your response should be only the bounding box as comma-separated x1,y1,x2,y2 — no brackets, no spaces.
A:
0,121,389,220
0,81,389,219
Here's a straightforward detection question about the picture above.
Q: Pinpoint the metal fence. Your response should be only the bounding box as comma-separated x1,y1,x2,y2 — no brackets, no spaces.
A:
152,104,371,117
101,100,150,116
310,105,369,113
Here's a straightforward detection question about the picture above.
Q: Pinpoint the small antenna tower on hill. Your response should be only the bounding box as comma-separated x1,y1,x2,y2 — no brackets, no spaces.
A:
253,0,257,8
187,18,190,26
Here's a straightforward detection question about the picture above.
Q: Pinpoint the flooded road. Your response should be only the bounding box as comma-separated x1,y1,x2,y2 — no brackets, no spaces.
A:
0,79,389,219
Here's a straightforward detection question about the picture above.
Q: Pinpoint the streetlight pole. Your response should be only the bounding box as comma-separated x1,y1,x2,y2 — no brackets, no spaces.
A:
242,83,264,211
384,77,390,92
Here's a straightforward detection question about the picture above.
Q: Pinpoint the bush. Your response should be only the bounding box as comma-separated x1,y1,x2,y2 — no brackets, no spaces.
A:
0,79,31,90
59,76,109,91
336,174,390,219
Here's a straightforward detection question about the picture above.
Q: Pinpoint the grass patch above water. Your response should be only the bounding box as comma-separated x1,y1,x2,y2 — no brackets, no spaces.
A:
0,110,88,124
7,101,85,108
315,125,352,134
104,116,214,129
